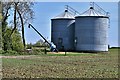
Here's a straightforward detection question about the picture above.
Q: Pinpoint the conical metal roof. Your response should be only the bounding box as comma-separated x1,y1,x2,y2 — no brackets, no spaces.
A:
53,10,75,19
80,7,106,16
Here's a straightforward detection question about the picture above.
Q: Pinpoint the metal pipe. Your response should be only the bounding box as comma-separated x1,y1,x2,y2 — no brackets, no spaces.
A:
28,24,51,46
28,24,58,52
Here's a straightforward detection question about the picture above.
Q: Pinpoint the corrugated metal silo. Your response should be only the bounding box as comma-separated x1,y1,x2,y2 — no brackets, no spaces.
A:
51,10,75,51
75,7,109,52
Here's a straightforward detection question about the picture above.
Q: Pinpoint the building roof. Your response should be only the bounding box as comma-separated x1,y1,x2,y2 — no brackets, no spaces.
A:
80,7,107,17
53,10,75,19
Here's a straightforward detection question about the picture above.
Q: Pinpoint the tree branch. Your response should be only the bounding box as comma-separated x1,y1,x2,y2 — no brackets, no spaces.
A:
16,5,26,48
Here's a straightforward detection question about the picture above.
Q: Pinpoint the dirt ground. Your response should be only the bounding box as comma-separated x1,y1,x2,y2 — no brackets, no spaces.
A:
0,55,37,59
0,52,66,59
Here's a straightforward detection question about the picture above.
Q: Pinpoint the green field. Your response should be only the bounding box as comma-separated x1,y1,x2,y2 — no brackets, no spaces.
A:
2,49,119,78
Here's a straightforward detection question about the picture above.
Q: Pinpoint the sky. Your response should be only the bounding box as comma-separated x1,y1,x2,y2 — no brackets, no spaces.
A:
22,2,118,47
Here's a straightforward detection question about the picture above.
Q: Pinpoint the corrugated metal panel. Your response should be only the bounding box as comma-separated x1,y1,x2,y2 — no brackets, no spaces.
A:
75,17,109,52
51,19,75,51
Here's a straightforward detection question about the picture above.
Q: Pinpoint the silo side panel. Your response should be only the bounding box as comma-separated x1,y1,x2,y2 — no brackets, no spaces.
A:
75,17,108,52
51,19,75,51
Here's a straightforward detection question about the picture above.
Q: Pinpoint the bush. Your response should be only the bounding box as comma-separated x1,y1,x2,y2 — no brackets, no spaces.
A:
2,50,18,56
32,49,43,55
11,30,24,51
1,47,49,56
0,50,5,54
16,48,44,55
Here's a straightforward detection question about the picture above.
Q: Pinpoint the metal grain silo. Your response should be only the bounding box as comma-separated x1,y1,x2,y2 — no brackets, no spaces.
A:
51,10,75,51
75,7,109,52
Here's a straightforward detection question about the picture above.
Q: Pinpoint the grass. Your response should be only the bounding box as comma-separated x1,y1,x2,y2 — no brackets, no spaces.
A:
2,48,119,78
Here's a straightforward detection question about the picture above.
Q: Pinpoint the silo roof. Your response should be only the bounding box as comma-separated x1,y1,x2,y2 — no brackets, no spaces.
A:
79,7,108,17
52,10,75,19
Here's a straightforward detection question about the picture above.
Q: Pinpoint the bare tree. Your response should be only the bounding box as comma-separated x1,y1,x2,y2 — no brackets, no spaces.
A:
14,2,34,48
2,2,34,49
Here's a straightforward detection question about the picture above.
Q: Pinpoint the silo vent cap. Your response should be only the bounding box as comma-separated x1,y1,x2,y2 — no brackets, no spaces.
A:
65,10,68,12
90,7,94,9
